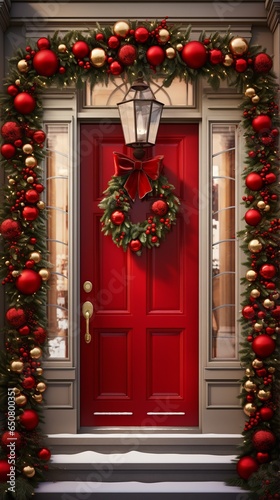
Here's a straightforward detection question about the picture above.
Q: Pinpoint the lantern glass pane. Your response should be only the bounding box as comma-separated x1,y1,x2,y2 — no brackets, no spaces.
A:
135,101,151,144
118,100,135,145
148,102,163,144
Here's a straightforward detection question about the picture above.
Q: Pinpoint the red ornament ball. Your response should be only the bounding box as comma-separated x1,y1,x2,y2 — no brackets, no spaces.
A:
265,172,276,184
236,456,259,480
152,200,168,216
33,326,47,344
252,335,276,358
1,431,22,450
33,130,46,144
72,40,90,59
0,218,21,239
256,452,270,464
129,239,142,252
118,44,137,66
19,325,30,336
25,189,39,203
14,93,36,115
110,61,123,75
181,41,207,69
135,27,149,43
16,269,42,295
242,305,255,319
259,407,274,421
0,460,11,482
7,85,19,97
6,307,26,328
22,376,36,389
235,58,248,73
20,409,39,430
111,210,125,225
146,45,165,66
209,49,224,65
253,53,273,74
22,206,39,221
259,264,276,279
33,49,59,77
252,429,276,451
252,115,272,133
108,36,120,49
245,172,263,191
37,447,51,461
37,37,50,50
1,143,16,159
244,208,262,226
1,121,23,142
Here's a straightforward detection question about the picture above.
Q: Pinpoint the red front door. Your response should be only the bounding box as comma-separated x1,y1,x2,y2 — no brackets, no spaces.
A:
80,123,199,427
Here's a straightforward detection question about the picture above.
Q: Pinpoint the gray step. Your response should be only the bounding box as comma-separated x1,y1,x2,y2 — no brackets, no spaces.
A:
36,481,248,499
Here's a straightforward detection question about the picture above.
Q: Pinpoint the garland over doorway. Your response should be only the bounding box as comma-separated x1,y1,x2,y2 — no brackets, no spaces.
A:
0,18,279,499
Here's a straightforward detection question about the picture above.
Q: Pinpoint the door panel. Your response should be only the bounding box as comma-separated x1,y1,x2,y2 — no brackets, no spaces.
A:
80,123,199,427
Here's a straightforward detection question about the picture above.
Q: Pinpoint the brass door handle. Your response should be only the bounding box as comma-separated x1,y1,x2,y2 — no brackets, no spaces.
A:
82,301,93,343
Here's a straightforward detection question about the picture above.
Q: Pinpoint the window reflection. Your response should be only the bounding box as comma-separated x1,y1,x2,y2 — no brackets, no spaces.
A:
46,124,69,359
212,124,237,359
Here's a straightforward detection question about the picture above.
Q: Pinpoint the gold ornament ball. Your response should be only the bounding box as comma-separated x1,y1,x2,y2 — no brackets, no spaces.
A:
58,43,67,53
258,389,271,400
166,47,176,59
245,87,256,98
29,251,41,263
8,178,16,186
12,270,20,278
10,360,24,373
176,43,183,52
36,382,47,393
272,292,279,300
158,28,170,44
244,403,257,416
30,347,43,359
223,54,234,67
25,156,37,168
33,393,43,403
22,144,33,155
268,366,275,374
253,322,263,332
90,48,106,67
15,79,20,86
229,37,248,56
23,466,36,478
257,200,266,209
245,368,254,377
252,95,260,104
264,204,270,212
13,387,21,396
15,394,27,406
37,201,46,210
248,239,262,253
27,176,34,184
263,298,275,309
113,20,130,38
39,268,50,280
244,380,257,392
36,367,43,375
17,59,29,73
246,270,257,281
252,359,263,369
250,289,260,299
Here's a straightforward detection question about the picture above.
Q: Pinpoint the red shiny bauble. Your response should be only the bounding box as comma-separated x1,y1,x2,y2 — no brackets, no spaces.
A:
0,460,11,482
37,447,51,461
108,36,120,49
235,58,248,73
209,49,224,65
259,407,274,421
252,115,272,132
129,239,142,252
252,429,276,451
252,335,276,358
110,61,123,75
14,93,36,114
33,130,46,144
152,200,168,216
22,206,39,221
7,84,19,97
72,40,90,59
0,218,21,239
16,269,42,295
181,41,207,69
37,37,50,50
265,172,277,184
111,210,125,225
1,431,22,450
242,305,255,319
1,143,16,159
253,53,273,74
146,45,165,66
1,121,23,142
35,183,45,193
25,189,39,203
134,27,149,43
245,172,263,191
259,264,276,279
33,326,47,344
236,456,259,480
18,325,30,336
6,307,26,328
272,306,280,318
20,409,39,430
244,208,262,226
33,49,59,77
118,44,137,66
256,452,269,464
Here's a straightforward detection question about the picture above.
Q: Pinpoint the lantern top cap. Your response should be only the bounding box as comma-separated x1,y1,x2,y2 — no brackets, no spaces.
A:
130,77,149,92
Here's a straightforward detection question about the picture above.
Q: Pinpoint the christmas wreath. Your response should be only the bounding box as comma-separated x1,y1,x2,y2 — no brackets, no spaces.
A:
99,152,180,255
0,16,279,500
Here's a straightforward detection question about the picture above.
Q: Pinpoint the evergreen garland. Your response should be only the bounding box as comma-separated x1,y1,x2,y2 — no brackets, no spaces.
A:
0,17,279,499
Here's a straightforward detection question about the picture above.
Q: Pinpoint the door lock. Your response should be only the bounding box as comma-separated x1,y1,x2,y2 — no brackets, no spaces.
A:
82,301,93,343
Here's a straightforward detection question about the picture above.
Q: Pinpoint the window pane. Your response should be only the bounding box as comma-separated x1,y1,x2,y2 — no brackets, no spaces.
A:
211,124,237,360
46,124,69,359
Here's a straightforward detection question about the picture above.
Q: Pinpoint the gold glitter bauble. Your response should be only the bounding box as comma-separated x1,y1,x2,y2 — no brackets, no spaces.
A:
248,239,262,253
15,394,27,406
257,200,266,209
250,289,260,299
252,359,263,369
36,367,43,375
263,298,275,309
252,95,260,104
166,47,176,59
37,201,46,210
29,251,41,263
113,20,130,38
244,380,257,392
13,387,21,396
10,360,24,373
33,393,43,402
23,466,35,478
27,176,34,184
25,156,37,168
17,59,29,73
229,37,248,56
90,48,106,67
245,88,256,98
36,382,47,393
257,389,271,400
58,44,67,53
39,268,50,280
253,322,263,332
244,403,257,416
246,270,257,281
30,347,43,359
22,144,33,154
158,28,170,44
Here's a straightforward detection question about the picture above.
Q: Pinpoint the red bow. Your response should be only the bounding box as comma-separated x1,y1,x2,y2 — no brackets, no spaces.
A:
113,152,164,201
